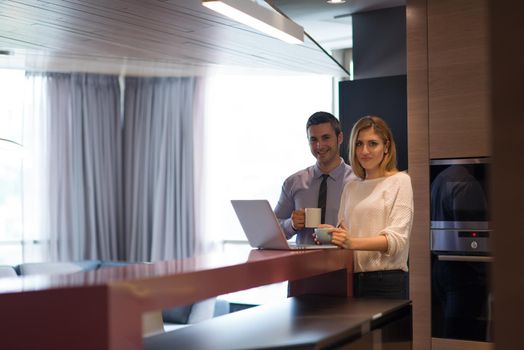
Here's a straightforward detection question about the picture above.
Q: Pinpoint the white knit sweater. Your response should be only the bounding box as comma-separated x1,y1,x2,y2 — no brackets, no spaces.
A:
338,171,414,272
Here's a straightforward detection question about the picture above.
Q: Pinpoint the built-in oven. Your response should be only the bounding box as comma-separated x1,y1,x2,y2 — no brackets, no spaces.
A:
430,158,493,345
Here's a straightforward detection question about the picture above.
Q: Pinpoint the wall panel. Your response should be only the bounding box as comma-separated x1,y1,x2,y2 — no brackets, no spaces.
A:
406,0,431,349
428,0,491,158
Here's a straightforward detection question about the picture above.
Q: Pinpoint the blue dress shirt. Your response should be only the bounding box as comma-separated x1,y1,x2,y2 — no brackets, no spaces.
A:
274,158,353,244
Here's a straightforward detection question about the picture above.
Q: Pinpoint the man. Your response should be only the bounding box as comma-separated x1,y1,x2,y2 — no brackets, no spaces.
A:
274,111,353,244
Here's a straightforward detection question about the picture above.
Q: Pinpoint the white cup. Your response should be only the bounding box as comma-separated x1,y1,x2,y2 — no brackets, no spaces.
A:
304,207,321,228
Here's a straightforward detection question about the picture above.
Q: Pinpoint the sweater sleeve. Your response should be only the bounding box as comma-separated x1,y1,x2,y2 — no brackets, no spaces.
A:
381,173,414,257
337,181,351,228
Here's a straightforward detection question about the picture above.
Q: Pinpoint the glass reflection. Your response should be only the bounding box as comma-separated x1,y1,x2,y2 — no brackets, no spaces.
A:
430,165,488,222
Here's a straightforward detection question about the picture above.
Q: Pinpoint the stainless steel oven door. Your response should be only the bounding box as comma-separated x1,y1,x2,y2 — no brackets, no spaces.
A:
431,229,493,342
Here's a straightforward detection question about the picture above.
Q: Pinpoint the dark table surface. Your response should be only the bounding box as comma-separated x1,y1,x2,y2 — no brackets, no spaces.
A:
144,295,411,350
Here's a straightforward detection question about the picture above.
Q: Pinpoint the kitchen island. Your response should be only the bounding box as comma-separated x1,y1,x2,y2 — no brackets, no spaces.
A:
0,248,411,349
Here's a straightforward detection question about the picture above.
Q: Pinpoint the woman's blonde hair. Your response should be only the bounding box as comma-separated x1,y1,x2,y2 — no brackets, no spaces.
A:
348,116,398,179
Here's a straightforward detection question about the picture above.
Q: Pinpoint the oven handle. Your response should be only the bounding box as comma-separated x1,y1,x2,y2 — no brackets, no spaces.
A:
437,254,493,263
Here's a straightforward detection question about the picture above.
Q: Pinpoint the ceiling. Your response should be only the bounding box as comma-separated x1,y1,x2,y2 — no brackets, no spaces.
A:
0,0,404,77
270,0,405,51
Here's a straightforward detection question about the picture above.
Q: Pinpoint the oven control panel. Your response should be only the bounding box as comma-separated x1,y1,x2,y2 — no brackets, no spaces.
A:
431,229,491,254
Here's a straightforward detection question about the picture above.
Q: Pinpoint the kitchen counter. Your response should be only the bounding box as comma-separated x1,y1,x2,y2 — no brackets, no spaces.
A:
1,249,354,350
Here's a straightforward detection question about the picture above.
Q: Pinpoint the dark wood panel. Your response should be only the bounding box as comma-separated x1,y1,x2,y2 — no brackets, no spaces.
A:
432,337,493,350
428,0,491,158
406,1,431,349
490,1,524,349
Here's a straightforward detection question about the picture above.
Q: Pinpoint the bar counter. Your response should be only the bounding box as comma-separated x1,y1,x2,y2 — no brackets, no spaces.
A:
145,295,412,350
0,249,353,350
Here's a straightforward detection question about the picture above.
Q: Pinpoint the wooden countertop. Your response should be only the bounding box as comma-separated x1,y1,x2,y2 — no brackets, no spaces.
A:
0,249,353,350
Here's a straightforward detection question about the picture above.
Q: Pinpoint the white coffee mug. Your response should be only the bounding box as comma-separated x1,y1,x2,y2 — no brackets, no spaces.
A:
304,207,321,228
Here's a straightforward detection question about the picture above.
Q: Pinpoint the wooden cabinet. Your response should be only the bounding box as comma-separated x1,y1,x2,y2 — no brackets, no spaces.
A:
407,0,492,349
428,0,491,158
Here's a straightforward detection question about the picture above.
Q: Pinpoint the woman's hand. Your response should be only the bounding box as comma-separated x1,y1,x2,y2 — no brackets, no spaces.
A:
330,225,352,249
312,223,351,248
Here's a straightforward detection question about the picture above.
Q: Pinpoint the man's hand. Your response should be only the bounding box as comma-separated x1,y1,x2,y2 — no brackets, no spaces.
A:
291,209,305,231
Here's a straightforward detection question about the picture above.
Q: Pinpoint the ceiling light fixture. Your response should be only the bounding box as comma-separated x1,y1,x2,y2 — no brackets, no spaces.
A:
202,0,304,44
327,0,347,4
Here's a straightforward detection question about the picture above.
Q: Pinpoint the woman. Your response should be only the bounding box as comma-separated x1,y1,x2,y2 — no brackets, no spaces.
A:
316,116,413,299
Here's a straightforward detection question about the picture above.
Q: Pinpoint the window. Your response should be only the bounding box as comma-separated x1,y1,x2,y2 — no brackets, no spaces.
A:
0,69,335,270
0,69,25,264
202,74,334,303
0,69,48,265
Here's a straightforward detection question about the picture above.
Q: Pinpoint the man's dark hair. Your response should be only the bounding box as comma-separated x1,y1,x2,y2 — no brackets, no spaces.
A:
306,111,342,136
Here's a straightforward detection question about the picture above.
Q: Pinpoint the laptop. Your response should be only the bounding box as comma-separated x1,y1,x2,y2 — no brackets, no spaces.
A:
231,199,338,250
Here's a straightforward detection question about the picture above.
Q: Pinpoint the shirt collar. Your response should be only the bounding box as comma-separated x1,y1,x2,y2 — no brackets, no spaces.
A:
314,157,346,180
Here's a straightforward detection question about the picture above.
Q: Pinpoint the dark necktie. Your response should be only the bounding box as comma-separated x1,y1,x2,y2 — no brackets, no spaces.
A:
317,174,329,224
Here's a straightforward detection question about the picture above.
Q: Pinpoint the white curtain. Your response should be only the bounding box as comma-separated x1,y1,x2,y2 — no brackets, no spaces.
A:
123,77,204,262
25,73,123,261
22,73,49,262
